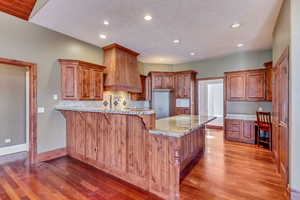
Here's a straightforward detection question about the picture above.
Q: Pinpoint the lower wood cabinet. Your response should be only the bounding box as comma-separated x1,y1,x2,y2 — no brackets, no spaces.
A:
225,119,255,144
175,107,191,115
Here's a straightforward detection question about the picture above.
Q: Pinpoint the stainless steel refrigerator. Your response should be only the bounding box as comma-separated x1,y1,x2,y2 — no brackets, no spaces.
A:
151,89,173,119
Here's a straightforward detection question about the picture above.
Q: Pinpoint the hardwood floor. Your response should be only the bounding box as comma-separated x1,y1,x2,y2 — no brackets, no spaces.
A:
0,129,286,200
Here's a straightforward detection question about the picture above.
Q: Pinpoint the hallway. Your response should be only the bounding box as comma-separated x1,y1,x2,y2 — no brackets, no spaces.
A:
0,129,287,200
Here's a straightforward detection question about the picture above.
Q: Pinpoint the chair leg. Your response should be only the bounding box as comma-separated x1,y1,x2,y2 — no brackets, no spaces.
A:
256,127,260,147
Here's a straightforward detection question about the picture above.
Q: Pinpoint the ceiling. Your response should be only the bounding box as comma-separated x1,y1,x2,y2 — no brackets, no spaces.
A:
30,0,283,64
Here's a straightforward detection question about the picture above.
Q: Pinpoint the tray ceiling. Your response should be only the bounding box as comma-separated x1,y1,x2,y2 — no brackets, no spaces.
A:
31,0,283,64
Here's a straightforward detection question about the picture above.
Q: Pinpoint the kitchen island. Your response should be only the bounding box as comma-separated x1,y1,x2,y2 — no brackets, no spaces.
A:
57,106,215,200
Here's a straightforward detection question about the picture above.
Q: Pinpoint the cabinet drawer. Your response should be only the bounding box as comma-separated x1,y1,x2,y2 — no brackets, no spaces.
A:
225,119,242,132
226,131,240,139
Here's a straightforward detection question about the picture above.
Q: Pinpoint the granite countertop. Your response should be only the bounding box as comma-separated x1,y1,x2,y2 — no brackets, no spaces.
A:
55,106,155,115
225,114,257,121
149,115,216,137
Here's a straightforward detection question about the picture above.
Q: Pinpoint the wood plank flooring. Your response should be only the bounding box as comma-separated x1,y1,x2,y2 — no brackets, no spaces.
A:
0,129,286,200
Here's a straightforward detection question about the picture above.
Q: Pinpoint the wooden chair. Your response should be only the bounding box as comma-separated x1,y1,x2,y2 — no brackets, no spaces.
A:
256,112,272,150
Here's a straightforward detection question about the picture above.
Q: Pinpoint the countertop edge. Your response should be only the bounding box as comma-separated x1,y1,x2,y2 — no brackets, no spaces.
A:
149,116,216,137
55,106,155,115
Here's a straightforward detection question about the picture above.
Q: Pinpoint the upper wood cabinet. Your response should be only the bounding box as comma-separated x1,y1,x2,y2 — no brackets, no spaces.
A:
226,72,246,101
226,69,269,102
245,71,266,101
130,75,150,101
175,71,196,99
59,59,106,101
264,62,273,101
149,72,174,90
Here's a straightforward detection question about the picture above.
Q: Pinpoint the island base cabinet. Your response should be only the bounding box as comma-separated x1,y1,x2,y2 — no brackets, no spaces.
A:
61,111,151,190
149,128,205,200
60,110,206,200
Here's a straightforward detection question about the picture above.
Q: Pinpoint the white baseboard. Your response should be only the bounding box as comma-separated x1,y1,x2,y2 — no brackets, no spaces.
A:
0,144,28,156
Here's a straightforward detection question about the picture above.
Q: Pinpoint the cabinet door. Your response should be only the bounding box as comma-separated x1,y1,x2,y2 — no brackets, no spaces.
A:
153,75,162,89
246,71,266,101
183,74,191,98
61,63,78,100
226,73,246,101
79,66,93,100
92,69,104,100
241,121,255,143
162,74,174,89
266,68,272,101
175,74,185,98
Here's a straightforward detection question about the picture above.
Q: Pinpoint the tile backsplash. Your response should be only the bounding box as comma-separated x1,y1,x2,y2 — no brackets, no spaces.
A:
57,91,150,110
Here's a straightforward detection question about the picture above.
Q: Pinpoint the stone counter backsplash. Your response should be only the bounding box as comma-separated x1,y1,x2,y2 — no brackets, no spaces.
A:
57,91,149,110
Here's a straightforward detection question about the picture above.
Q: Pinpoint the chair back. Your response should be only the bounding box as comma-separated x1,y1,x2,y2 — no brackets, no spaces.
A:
256,112,272,127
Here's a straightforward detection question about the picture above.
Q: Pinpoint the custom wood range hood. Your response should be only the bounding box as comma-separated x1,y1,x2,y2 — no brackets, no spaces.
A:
103,43,142,93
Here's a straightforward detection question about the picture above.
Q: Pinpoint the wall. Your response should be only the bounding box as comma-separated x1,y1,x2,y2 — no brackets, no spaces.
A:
141,62,173,75
172,49,272,78
272,0,291,64
0,64,26,148
290,0,300,193
0,12,103,153
141,49,273,115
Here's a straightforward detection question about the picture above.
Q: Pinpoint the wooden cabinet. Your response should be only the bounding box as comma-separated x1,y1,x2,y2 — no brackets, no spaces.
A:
265,66,273,101
149,72,174,90
59,59,105,100
226,72,246,101
242,121,256,142
175,71,196,98
175,107,191,115
226,69,269,101
245,71,266,101
131,75,149,101
225,119,255,144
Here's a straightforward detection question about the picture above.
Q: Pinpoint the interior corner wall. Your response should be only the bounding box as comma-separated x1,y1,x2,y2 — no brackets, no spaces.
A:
142,63,174,75
273,0,291,64
0,12,103,154
290,0,300,192
172,49,272,79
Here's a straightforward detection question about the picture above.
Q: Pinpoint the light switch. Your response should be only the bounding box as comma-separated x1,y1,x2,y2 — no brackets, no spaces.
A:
38,107,45,113
53,94,58,100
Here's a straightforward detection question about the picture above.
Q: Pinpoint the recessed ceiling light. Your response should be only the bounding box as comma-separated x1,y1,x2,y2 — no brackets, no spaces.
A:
104,20,109,25
144,15,152,21
190,52,195,56
99,34,107,39
231,23,241,28
237,43,244,47
173,39,180,44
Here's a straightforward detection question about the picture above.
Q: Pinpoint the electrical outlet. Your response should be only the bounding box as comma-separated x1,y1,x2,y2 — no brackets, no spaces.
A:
53,94,58,100
4,138,11,144
38,107,45,113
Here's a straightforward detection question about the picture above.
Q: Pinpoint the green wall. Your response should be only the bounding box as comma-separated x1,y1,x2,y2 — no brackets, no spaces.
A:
172,49,272,78
0,12,103,153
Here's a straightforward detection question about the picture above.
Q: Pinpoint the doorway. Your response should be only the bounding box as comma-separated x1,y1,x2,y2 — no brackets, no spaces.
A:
0,64,28,156
0,58,37,164
198,78,224,129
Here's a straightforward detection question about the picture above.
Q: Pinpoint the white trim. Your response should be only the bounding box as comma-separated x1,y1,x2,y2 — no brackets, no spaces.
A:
0,144,28,156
